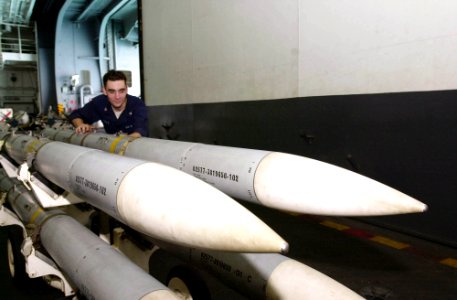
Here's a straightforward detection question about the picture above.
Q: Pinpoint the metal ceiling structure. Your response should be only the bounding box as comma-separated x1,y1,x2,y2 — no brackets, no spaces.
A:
0,0,36,25
0,0,138,70
0,0,37,69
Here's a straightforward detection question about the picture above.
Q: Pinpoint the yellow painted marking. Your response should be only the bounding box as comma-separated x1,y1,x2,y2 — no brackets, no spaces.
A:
109,136,127,153
118,138,134,156
370,235,410,250
320,220,350,231
29,208,44,224
440,258,457,268
26,139,43,153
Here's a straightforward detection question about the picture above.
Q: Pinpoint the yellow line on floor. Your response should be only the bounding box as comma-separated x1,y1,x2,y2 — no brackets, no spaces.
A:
370,235,410,250
320,220,350,231
440,258,457,268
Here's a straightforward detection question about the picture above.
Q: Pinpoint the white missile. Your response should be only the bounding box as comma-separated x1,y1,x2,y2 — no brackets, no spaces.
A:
0,169,180,300
147,237,364,300
41,216,179,300
42,128,427,216
2,133,288,252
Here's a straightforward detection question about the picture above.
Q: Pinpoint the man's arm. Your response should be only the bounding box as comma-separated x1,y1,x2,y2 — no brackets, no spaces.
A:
131,98,149,137
72,117,94,134
69,97,101,134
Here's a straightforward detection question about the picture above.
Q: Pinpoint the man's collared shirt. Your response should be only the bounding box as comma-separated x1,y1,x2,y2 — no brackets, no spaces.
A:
69,94,148,136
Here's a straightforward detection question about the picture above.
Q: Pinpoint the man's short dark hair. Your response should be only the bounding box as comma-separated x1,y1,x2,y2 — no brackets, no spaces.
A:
103,70,127,87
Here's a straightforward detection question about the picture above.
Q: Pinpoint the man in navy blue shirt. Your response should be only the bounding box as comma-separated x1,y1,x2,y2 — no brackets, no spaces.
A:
69,70,148,137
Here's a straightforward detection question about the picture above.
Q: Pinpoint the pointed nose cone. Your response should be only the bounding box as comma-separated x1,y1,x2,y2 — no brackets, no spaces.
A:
117,162,288,252
267,260,365,299
254,153,427,216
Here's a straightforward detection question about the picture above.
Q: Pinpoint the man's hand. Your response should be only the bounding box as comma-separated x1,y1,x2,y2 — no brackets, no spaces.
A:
72,118,94,134
129,131,142,138
75,123,94,134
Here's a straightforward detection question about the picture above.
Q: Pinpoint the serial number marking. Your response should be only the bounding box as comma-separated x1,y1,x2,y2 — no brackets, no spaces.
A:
192,166,239,182
199,252,250,282
75,175,107,196
200,252,231,272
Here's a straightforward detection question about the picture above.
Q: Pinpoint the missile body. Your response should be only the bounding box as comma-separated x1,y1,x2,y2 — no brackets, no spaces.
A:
1,133,288,252
0,169,179,300
40,216,178,300
147,237,364,300
42,128,427,216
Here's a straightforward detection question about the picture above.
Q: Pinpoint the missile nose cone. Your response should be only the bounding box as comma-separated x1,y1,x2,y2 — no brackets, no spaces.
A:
280,242,289,254
254,153,427,216
267,260,365,299
117,162,287,252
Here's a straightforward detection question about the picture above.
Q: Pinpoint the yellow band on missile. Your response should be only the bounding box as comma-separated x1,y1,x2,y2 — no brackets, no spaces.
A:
118,136,138,156
30,207,45,224
26,139,44,155
109,135,128,154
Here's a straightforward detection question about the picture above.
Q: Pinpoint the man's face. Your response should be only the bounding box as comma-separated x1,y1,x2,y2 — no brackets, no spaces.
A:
103,80,128,110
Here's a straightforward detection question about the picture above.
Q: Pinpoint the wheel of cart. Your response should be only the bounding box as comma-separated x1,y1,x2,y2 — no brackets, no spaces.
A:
5,225,29,284
166,265,212,300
